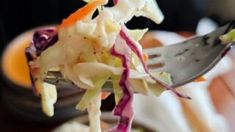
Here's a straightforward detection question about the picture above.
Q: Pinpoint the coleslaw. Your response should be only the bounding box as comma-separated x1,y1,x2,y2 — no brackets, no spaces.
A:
25,0,185,131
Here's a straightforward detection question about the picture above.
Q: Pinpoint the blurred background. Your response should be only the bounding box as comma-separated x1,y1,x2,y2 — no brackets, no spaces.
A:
1,0,235,131
1,0,235,51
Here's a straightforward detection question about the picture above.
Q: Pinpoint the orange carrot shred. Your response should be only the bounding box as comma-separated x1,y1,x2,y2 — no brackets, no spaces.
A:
59,0,105,29
194,76,206,82
101,92,111,100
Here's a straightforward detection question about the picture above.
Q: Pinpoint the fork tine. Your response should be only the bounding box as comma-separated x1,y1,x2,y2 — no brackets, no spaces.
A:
144,47,163,56
150,67,166,72
147,57,164,65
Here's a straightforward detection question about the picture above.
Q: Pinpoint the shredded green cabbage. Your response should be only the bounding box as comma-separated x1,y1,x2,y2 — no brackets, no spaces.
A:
30,0,168,131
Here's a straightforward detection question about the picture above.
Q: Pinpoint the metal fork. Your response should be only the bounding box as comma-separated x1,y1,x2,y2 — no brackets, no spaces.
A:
145,21,235,87
45,21,235,90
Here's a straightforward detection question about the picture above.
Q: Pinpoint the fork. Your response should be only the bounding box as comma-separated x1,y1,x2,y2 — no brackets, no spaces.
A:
145,21,235,87
45,21,235,90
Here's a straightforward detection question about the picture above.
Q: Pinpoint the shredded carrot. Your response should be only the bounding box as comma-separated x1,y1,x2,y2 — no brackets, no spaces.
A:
194,76,206,82
101,92,111,100
142,52,149,62
59,0,106,28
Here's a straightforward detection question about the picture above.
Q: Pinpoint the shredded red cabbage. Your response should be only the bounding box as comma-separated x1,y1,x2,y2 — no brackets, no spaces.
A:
120,25,191,99
25,27,58,94
110,34,134,132
33,28,58,55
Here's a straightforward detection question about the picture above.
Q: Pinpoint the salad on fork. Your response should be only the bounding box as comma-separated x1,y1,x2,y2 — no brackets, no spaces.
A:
25,0,189,131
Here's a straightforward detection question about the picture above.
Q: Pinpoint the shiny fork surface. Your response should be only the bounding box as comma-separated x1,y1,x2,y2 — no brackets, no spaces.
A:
145,21,235,87
45,21,235,90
